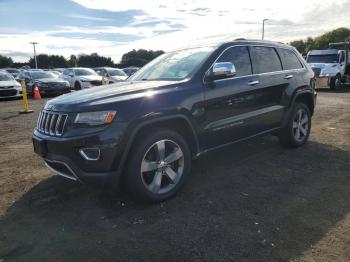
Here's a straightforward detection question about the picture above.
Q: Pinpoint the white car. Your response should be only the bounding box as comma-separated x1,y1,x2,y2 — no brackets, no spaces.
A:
60,68,104,90
93,67,128,83
0,71,22,98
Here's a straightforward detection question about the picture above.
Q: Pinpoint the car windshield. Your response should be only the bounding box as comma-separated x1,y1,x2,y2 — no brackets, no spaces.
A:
129,47,214,81
74,68,97,76
307,54,339,63
31,71,55,79
107,69,127,77
0,72,14,81
6,69,20,74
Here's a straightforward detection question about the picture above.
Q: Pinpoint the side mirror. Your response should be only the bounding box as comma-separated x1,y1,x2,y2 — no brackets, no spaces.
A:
68,73,74,77
206,62,236,82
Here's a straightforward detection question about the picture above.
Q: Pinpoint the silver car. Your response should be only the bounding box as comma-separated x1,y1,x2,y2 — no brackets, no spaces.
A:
0,71,22,98
60,68,104,90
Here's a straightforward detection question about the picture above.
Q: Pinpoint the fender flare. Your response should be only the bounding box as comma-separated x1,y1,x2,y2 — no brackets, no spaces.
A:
115,114,200,177
282,88,315,127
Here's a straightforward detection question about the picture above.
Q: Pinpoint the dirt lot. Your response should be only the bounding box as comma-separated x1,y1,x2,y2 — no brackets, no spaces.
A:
0,89,349,262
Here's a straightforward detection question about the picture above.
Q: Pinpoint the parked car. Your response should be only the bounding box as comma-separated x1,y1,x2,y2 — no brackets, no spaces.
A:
17,70,70,96
94,67,128,83
33,39,316,202
0,71,22,98
48,70,62,77
3,68,20,78
53,68,65,73
60,68,104,90
122,66,139,76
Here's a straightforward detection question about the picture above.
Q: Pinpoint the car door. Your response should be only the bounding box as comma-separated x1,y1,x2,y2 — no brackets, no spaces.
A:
247,46,292,132
202,45,261,148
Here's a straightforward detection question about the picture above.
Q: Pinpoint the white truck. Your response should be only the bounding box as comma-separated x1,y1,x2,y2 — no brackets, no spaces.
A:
306,42,350,91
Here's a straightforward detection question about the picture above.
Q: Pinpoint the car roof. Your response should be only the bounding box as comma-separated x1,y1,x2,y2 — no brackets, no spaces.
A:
308,49,339,55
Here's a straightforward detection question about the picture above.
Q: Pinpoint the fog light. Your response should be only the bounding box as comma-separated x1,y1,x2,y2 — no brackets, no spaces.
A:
79,148,100,161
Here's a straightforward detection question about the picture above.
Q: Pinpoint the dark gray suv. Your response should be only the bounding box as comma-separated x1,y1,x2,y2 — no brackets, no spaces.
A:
33,39,316,202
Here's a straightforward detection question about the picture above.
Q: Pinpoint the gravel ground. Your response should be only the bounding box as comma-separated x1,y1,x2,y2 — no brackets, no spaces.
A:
0,89,349,262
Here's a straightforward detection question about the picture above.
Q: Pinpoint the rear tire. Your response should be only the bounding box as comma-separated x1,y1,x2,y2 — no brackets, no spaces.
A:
125,129,191,202
279,102,311,148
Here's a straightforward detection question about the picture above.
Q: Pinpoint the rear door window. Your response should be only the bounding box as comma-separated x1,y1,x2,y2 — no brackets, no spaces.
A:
250,46,282,74
217,46,252,77
279,48,304,70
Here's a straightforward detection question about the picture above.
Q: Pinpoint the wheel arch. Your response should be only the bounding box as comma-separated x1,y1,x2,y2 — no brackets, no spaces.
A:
282,89,315,128
115,114,200,178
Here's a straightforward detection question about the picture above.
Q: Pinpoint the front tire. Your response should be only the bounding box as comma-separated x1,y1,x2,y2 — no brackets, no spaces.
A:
330,74,342,91
279,102,311,148
74,81,82,90
125,129,191,202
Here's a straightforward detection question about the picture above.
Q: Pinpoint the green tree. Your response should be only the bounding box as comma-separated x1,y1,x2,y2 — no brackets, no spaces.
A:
77,53,114,67
290,27,350,54
0,55,13,68
29,54,68,68
120,49,164,67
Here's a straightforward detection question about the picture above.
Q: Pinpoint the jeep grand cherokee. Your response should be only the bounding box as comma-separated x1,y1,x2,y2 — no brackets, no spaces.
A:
33,39,316,202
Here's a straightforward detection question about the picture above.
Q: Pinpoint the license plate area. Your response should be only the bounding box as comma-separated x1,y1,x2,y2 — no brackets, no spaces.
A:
33,137,47,157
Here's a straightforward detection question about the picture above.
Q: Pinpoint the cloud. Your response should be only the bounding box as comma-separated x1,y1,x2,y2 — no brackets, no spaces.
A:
1,0,350,63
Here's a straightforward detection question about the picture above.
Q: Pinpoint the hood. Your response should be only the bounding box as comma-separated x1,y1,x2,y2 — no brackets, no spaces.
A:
110,75,128,81
0,80,21,87
45,80,179,112
35,78,67,83
78,75,102,81
308,63,338,69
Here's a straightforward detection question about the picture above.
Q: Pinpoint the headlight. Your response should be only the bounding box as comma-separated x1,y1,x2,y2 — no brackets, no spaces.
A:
74,111,117,125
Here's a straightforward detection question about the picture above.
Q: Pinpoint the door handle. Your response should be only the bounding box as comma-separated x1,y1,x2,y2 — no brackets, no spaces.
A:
284,74,293,79
248,80,259,86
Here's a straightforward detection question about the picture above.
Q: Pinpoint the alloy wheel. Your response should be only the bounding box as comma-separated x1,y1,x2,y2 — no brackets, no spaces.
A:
140,139,184,194
292,108,309,142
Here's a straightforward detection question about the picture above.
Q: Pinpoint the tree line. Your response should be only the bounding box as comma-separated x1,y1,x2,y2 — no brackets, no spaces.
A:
0,49,164,69
290,27,350,55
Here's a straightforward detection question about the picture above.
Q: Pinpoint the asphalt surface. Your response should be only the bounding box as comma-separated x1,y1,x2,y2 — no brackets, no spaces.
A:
0,88,349,261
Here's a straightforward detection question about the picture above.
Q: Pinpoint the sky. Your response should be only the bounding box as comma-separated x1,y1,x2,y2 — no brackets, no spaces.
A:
0,0,350,63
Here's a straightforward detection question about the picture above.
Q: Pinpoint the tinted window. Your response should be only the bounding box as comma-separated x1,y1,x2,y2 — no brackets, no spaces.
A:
279,49,303,70
250,46,282,74
217,46,252,76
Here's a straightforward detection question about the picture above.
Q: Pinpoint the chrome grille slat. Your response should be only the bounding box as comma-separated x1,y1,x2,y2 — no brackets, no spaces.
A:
36,110,68,136
55,115,62,135
49,114,57,135
45,114,52,134
37,112,43,130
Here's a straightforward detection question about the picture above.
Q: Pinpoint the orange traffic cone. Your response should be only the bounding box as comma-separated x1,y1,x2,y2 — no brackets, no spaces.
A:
34,85,41,100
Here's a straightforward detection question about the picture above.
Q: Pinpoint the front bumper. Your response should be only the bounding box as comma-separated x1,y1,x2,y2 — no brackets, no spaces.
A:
32,123,127,184
314,76,331,88
0,88,22,98
38,86,71,94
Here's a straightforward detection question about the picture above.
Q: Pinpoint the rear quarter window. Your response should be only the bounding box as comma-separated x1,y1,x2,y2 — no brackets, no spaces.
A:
279,48,304,70
250,46,282,74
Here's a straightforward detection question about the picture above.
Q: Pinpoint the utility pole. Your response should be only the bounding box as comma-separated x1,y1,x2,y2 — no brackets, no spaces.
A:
262,19,268,40
30,42,38,69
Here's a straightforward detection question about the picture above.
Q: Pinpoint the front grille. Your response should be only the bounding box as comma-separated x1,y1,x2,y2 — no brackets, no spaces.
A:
0,86,14,89
0,89,17,96
312,67,321,77
36,110,68,136
91,80,102,86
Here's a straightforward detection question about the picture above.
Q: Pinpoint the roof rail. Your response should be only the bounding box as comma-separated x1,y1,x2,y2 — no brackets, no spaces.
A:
234,38,246,41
